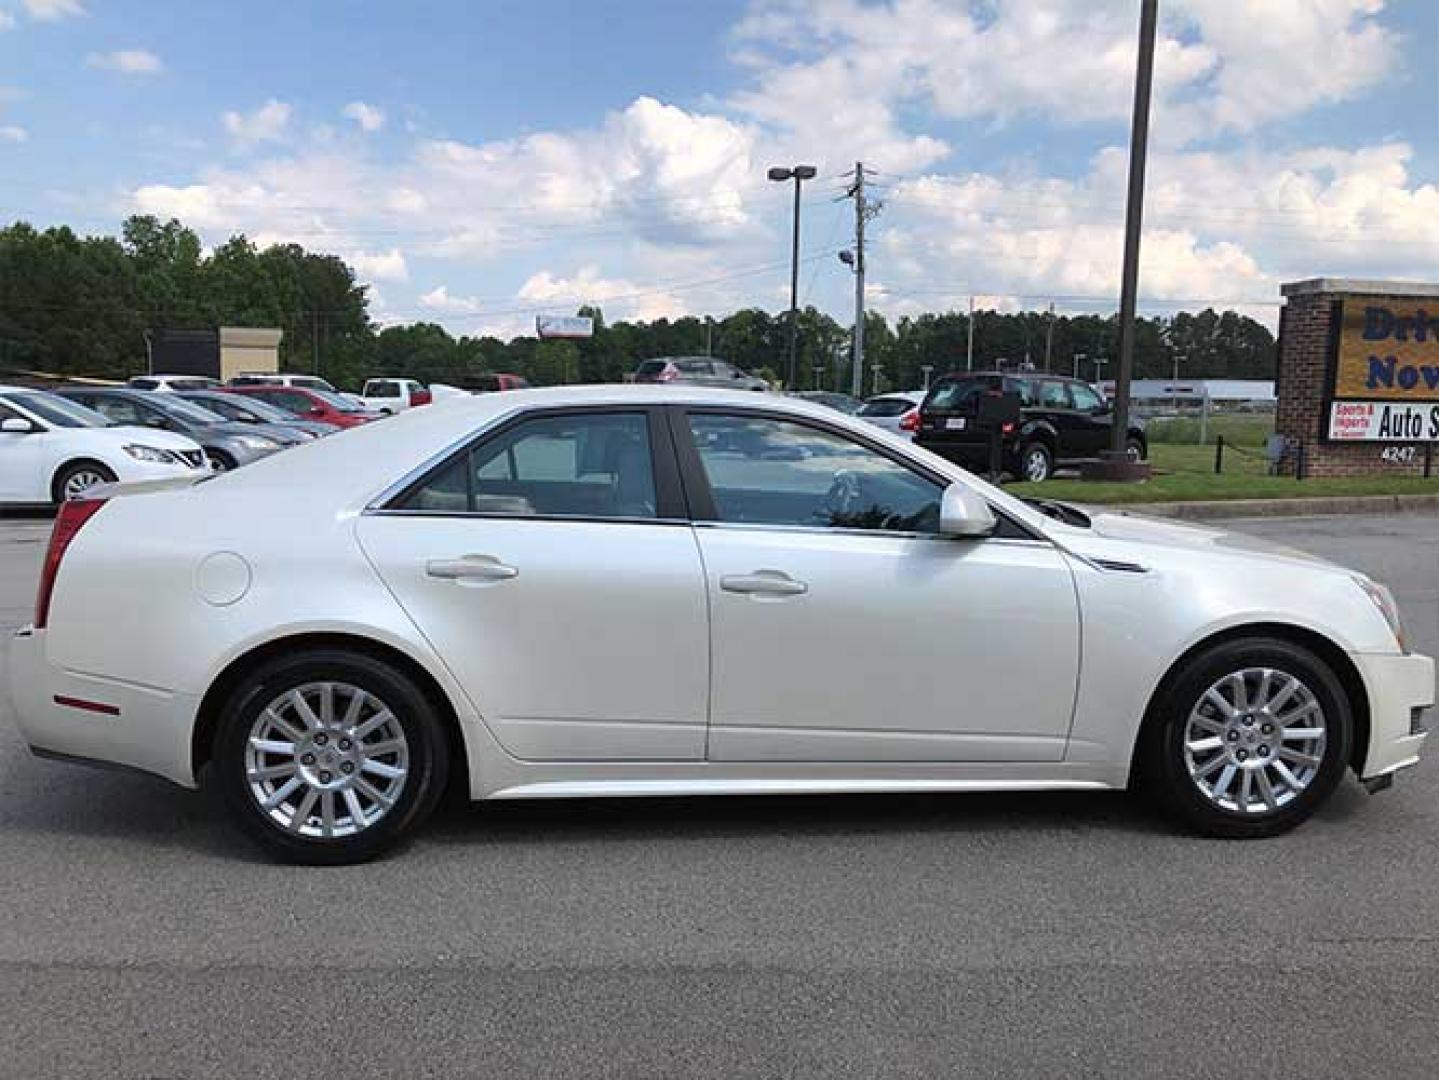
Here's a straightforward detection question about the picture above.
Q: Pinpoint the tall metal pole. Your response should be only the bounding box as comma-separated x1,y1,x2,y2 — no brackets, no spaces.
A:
1110,0,1158,456
850,161,866,399
786,177,802,389
966,295,975,372
1044,302,1055,372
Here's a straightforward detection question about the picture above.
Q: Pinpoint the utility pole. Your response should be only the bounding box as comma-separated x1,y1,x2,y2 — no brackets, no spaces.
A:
1073,352,1087,379
705,317,713,357
966,295,976,372
1044,302,1055,372
1110,0,1159,461
840,162,879,398
312,310,321,376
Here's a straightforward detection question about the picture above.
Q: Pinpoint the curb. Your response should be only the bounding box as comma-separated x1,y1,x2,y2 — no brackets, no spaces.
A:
1107,493,1439,521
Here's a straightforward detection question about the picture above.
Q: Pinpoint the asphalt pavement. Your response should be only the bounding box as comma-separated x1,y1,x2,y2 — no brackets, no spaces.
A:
1,512,1437,1079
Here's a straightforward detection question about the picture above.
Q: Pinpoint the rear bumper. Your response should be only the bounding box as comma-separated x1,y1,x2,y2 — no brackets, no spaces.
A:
7,627,199,788
1353,651,1434,780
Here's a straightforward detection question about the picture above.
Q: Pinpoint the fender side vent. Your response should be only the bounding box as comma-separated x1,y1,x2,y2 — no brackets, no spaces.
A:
1094,558,1149,574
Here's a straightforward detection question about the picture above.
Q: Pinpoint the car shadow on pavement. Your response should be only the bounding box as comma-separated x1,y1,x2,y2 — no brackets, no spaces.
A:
424,787,1175,848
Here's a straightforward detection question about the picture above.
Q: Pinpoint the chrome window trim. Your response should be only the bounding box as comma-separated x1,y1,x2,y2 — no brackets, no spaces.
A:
690,519,1051,547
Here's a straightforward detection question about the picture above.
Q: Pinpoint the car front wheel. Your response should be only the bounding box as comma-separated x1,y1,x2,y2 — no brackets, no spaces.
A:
52,460,117,502
1139,637,1351,838
212,649,450,864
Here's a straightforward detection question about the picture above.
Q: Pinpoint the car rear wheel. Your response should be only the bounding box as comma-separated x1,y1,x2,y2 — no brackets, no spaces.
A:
52,460,116,503
207,450,236,472
212,650,450,864
1126,436,1146,462
1018,442,1053,483
1139,637,1351,838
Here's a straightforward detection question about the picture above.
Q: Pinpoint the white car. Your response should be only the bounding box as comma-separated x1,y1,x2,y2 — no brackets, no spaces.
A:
857,391,926,436
128,374,222,392
7,387,1431,864
358,378,430,415
0,386,211,504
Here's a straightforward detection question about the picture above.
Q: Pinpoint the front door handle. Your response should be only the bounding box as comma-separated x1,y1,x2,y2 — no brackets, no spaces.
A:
426,555,519,582
720,570,807,597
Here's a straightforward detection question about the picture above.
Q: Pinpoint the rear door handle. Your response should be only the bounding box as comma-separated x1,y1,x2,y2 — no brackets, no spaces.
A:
720,571,807,597
426,555,519,582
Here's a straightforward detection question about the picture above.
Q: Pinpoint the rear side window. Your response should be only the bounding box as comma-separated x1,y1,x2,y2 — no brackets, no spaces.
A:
636,361,668,376
396,412,658,519
367,381,399,398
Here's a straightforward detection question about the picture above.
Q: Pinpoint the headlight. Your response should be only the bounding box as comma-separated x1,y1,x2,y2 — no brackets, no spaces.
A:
234,435,282,452
1355,575,1406,652
123,444,178,464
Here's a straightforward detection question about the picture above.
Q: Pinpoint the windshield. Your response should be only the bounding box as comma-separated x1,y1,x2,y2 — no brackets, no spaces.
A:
6,391,114,428
196,393,290,422
150,396,228,424
925,377,998,412
310,389,366,412
292,377,337,392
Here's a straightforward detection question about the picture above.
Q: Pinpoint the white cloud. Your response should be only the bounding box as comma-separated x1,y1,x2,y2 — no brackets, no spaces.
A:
21,0,82,19
86,49,163,76
418,285,482,315
342,101,385,133
0,124,27,143
518,264,688,322
222,99,292,147
349,248,408,283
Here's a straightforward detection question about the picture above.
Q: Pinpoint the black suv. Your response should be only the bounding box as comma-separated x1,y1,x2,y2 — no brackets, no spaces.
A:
914,372,1146,482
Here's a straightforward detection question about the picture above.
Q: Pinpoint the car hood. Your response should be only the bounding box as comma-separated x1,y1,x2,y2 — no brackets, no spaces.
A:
99,425,204,452
1062,507,1342,572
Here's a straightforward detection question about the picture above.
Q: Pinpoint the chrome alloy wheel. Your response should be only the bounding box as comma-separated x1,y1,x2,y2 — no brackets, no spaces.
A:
62,468,108,499
244,682,410,838
1023,448,1050,482
1183,667,1327,815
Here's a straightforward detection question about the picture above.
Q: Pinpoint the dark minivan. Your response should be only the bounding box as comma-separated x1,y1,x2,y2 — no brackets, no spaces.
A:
915,372,1146,482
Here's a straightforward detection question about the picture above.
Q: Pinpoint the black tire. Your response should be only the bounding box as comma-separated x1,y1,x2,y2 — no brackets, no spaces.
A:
1137,637,1351,839
1016,441,1053,483
51,459,117,503
207,450,237,472
1126,436,1147,462
212,649,450,865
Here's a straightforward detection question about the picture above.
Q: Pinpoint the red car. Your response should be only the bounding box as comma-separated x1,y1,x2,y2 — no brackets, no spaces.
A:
226,386,381,429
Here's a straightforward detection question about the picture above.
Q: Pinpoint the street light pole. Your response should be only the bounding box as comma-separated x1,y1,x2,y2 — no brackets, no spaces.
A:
768,164,817,389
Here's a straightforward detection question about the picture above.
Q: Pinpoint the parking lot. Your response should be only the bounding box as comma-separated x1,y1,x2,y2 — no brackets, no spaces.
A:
1,511,1437,1079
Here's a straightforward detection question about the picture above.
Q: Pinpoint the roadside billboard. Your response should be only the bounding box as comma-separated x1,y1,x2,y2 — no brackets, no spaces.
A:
1326,297,1439,441
536,315,594,340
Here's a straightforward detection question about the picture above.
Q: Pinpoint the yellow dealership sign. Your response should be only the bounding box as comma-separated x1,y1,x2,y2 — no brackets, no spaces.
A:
1335,298,1439,400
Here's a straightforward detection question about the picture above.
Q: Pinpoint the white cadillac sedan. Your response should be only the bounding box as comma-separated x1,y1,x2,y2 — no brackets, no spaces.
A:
7,387,1432,863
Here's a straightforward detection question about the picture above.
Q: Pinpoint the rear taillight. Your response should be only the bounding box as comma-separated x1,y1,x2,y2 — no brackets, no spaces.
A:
658,368,677,382
413,390,432,406
898,408,920,432
1001,421,1017,435
35,497,107,629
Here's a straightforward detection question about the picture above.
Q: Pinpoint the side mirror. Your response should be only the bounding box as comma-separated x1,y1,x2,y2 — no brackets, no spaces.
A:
939,483,997,538
0,417,35,434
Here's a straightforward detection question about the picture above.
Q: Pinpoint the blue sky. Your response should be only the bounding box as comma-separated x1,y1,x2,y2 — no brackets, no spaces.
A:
2,0,1437,335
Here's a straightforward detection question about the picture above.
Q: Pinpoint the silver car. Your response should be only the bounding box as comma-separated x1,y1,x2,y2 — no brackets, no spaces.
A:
632,357,768,391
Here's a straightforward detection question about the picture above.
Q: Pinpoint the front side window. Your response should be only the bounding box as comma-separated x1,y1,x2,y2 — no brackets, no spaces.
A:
9,392,111,428
676,360,713,376
397,412,658,519
687,414,941,533
1069,383,1105,412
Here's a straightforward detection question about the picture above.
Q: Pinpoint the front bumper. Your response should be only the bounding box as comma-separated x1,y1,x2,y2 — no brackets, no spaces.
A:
7,627,200,788
1353,651,1434,780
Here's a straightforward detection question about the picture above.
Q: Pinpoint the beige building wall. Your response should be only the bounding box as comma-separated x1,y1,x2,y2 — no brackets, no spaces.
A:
218,327,283,382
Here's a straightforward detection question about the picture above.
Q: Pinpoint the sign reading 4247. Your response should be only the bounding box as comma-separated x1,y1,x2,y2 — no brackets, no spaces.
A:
1328,400,1439,442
